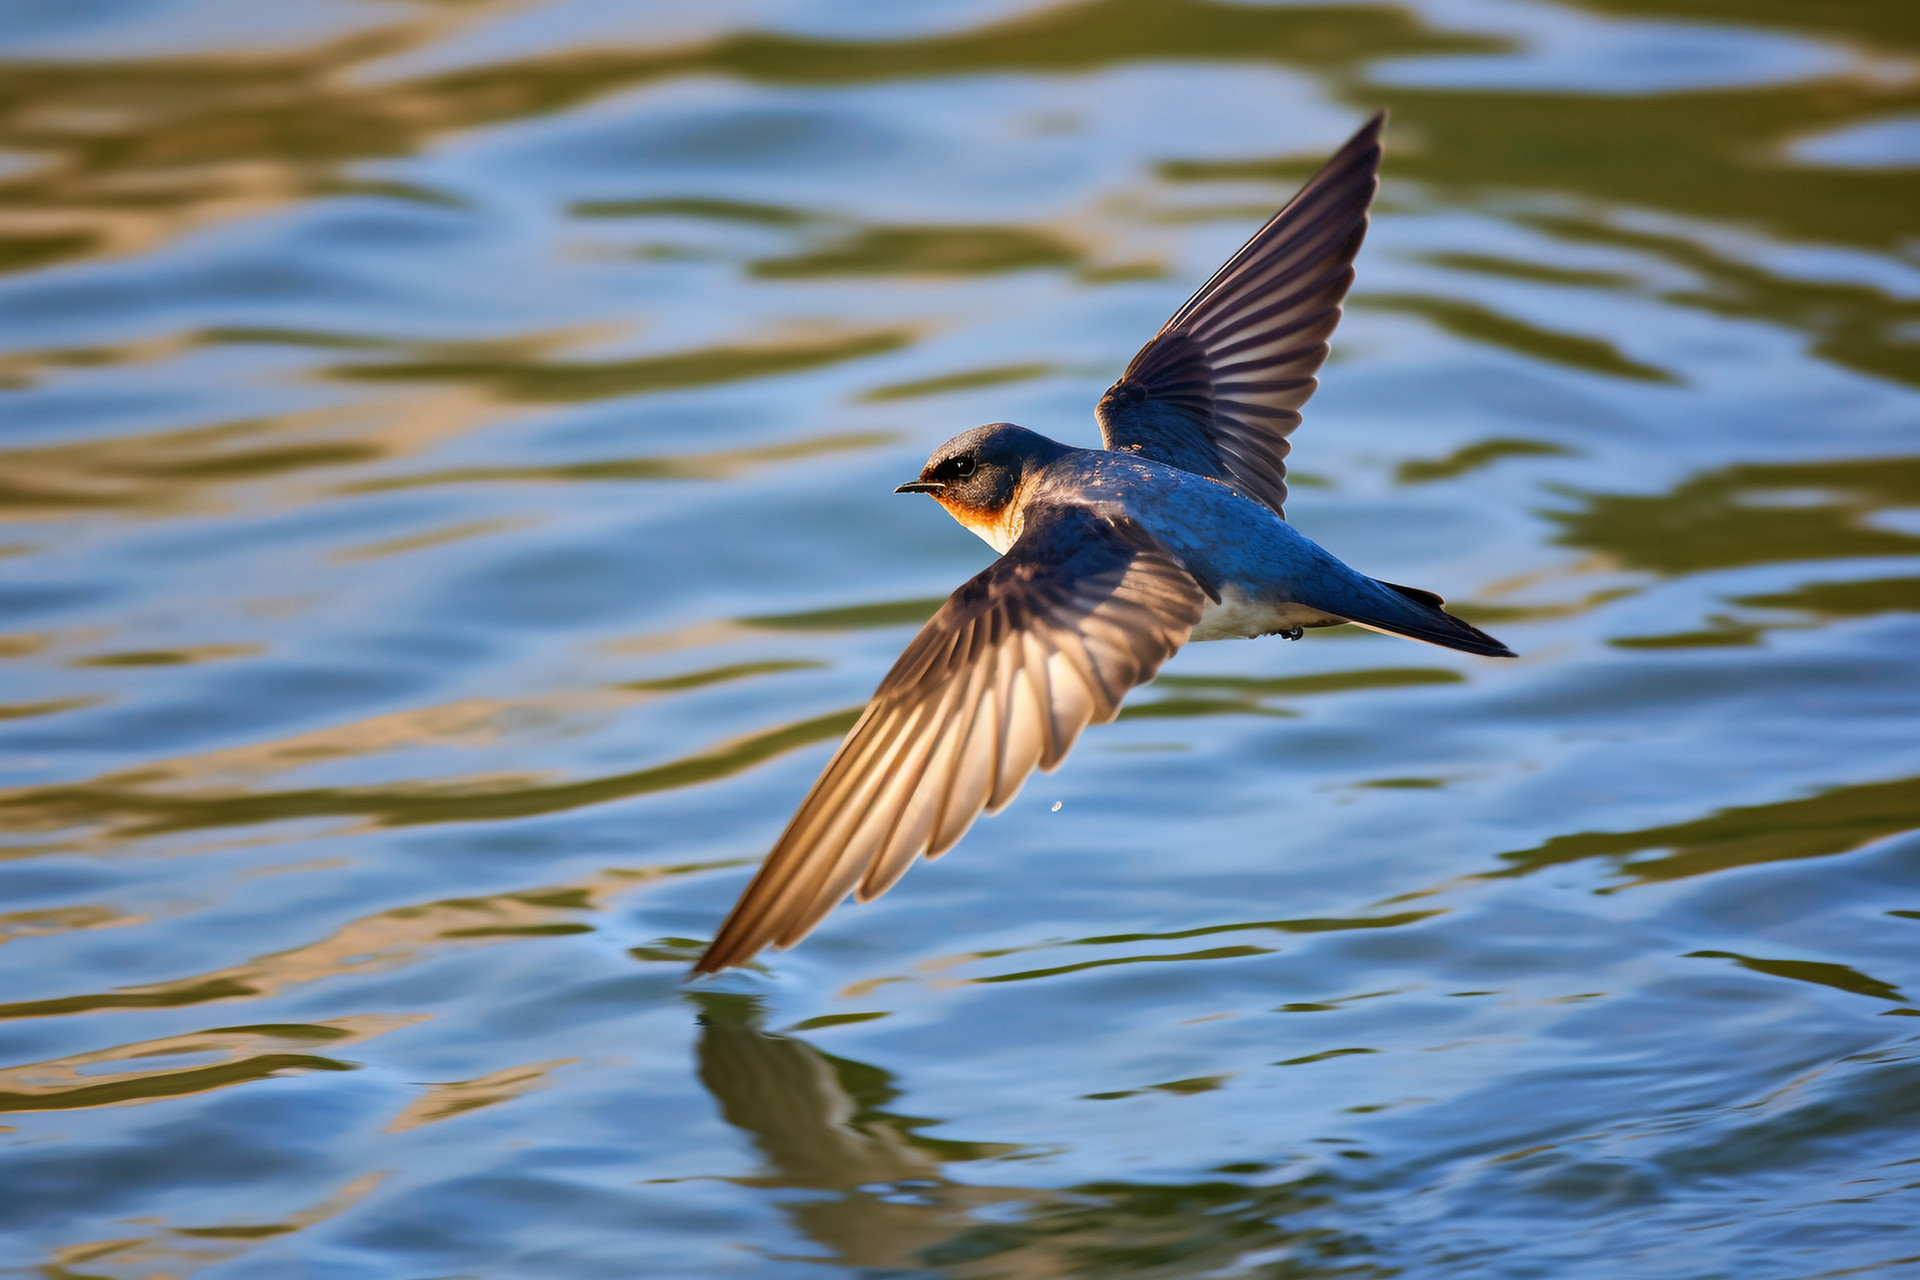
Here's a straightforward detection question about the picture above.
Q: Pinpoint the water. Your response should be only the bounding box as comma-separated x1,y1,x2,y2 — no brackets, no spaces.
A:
2,1,1917,1275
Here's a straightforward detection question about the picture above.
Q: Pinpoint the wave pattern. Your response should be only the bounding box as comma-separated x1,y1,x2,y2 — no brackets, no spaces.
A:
1,1,1917,1276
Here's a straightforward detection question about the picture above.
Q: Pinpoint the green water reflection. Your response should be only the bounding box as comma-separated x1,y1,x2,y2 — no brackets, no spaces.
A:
1494,772,1920,886
2,0,1918,1274
1550,454,1920,574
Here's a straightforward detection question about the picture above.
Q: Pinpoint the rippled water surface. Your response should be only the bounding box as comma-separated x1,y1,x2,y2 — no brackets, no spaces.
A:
4,1,1919,1275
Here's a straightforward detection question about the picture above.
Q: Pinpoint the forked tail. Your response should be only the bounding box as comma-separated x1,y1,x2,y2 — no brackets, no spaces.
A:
1337,578,1515,658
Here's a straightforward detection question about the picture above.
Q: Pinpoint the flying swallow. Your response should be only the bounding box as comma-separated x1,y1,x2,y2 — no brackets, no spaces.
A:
695,112,1512,975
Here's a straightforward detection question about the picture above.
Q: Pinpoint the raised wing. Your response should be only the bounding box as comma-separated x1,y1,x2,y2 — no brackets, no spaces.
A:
694,506,1206,974
1096,112,1384,518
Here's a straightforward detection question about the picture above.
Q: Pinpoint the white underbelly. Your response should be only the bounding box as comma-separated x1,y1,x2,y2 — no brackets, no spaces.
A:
1191,586,1343,642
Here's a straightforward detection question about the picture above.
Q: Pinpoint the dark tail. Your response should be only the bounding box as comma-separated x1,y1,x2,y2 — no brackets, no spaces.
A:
1342,579,1515,658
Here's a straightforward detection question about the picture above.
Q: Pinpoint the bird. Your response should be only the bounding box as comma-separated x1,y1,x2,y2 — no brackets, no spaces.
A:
693,112,1512,975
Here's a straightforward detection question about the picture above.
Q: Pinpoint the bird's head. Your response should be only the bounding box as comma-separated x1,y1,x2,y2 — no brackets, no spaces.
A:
895,423,1069,553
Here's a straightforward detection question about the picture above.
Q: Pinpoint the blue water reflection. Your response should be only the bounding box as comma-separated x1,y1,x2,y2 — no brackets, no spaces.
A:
1,0,1917,1275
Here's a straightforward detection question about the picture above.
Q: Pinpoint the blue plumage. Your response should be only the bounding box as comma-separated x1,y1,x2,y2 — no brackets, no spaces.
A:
696,113,1510,975
935,424,1513,658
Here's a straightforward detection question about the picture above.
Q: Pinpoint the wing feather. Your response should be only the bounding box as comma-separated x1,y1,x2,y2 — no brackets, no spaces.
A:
1096,112,1383,518
694,507,1205,974
853,662,978,903
931,657,998,856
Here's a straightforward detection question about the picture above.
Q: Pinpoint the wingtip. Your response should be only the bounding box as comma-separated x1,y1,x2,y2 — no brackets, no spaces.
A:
688,956,743,980
689,938,741,977
1322,111,1386,183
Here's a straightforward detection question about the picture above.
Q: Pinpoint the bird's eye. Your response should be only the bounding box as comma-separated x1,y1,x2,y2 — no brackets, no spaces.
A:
950,456,976,478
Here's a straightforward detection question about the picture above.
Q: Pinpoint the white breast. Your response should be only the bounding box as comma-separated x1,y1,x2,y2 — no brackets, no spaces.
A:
1191,586,1342,642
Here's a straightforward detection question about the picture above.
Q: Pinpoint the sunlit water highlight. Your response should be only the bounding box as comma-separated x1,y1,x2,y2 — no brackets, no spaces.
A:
2,1,1918,1276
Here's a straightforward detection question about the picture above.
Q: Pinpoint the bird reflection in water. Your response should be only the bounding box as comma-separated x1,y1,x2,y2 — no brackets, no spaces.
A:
691,991,1021,1269
687,993,1377,1276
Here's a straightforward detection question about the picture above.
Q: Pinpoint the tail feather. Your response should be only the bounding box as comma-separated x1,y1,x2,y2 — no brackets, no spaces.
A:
1379,580,1445,609
1345,579,1515,658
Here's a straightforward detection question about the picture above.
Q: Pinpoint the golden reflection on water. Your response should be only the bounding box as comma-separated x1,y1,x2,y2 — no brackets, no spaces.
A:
0,394,495,518
42,1171,388,1280
0,706,858,842
0,1015,419,1113
0,0,1479,280
0,862,730,1025
385,1057,577,1132
4,0,1920,1273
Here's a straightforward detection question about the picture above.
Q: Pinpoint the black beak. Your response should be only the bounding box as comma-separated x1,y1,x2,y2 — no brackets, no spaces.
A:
894,481,945,494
